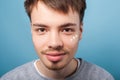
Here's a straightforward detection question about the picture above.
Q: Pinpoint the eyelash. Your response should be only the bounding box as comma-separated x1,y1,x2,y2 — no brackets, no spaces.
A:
34,27,74,35
37,28,46,32
34,28,47,35
62,28,74,32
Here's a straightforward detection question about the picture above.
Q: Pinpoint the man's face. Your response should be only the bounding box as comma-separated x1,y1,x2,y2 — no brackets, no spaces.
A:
31,2,82,70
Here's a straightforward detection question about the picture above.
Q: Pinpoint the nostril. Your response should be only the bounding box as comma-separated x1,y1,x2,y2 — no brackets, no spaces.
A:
55,46,63,50
48,45,63,51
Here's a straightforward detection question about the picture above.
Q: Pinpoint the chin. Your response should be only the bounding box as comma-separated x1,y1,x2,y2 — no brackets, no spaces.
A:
45,61,67,71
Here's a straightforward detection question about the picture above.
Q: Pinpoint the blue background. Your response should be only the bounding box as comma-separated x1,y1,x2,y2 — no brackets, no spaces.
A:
0,0,120,80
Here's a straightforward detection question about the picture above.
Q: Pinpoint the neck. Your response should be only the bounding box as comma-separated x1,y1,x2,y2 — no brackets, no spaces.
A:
36,58,78,80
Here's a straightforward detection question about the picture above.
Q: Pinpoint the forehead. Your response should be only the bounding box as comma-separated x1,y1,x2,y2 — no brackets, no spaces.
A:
31,1,80,26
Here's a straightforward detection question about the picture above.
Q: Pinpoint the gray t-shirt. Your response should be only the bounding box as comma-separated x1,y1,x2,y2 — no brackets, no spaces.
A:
0,58,114,80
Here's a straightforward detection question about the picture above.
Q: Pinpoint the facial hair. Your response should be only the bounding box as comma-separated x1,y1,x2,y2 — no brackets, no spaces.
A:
40,48,70,70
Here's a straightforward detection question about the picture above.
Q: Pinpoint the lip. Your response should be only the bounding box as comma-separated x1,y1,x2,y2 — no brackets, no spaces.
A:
45,52,66,62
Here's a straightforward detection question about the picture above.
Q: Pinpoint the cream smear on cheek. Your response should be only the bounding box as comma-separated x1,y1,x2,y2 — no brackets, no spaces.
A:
70,34,79,42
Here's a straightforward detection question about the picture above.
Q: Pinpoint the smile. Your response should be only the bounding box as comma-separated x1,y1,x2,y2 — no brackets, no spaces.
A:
45,52,66,62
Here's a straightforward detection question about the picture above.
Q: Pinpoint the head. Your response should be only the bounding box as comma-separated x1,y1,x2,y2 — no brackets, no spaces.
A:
24,0,86,70
24,0,86,22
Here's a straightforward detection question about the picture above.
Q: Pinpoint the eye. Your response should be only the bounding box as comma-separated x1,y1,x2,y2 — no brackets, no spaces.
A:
63,28,73,32
62,28,74,34
35,28,47,34
38,28,46,32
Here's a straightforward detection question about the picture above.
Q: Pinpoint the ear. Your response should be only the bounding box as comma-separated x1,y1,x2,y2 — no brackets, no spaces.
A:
30,23,33,35
30,22,32,33
79,22,83,40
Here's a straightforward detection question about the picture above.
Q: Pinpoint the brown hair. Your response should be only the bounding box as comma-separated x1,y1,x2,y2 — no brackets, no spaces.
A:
24,0,86,22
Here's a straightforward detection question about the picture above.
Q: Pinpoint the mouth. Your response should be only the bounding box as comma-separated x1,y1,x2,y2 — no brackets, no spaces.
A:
44,52,66,62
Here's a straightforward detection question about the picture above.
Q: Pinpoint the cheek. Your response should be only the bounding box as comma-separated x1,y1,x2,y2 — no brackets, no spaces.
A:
62,34,79,52
70,34,79,42
32,35,48,51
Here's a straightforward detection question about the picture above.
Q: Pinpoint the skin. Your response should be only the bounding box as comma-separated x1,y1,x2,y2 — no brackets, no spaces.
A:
31,1,83,79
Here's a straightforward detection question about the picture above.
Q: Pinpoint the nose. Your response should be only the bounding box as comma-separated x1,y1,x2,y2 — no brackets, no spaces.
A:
48,32,63,50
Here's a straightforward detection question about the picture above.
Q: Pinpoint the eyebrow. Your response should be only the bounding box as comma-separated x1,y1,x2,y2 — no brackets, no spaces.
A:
32,23,48,27
59,23,77,28
32,23,77,28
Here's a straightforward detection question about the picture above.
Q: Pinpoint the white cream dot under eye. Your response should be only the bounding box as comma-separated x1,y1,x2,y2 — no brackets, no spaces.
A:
70,34,78,42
